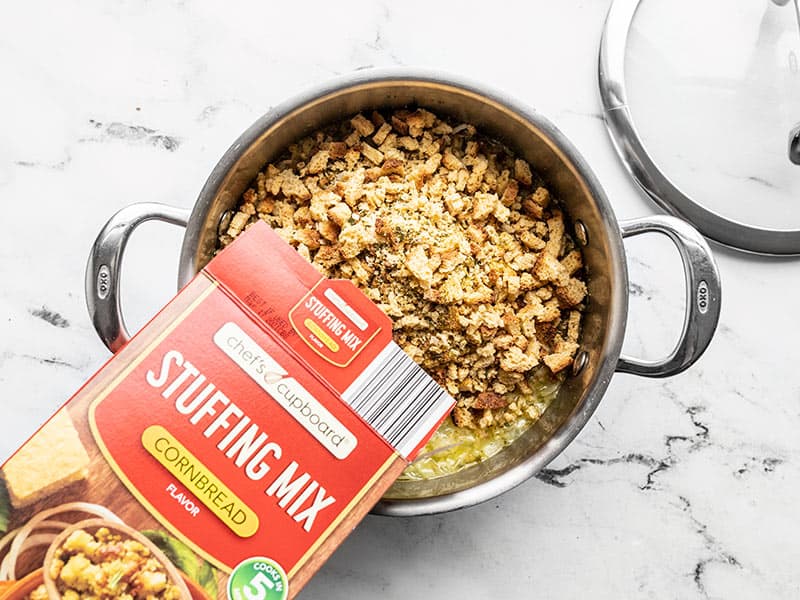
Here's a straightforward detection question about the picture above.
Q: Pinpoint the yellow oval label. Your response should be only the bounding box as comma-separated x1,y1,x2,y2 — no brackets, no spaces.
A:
142,425,259,538
303,318,340,352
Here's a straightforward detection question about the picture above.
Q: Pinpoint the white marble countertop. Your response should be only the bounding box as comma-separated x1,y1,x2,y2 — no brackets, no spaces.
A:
2,1,799,598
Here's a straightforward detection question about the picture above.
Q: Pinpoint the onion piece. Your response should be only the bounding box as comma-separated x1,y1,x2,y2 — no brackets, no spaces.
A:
5,532,59,577
0,521,71,580
19,533,58,551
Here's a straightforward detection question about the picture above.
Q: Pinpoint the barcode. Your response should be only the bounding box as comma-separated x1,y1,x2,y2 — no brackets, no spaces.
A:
341,342,455,459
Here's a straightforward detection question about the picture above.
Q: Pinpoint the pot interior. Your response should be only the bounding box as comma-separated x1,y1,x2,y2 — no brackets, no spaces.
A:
181,76,626,509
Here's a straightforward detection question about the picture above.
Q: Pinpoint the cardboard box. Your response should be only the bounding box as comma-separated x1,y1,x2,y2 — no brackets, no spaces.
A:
0,222,453,600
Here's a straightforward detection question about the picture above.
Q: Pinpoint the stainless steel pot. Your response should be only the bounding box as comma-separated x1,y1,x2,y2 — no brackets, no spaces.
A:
86,69,721,516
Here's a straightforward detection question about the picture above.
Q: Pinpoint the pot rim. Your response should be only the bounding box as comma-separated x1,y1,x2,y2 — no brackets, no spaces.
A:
178,67,629,516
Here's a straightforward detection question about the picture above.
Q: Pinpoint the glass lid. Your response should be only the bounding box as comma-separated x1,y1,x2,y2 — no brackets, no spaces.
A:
600,0,800,255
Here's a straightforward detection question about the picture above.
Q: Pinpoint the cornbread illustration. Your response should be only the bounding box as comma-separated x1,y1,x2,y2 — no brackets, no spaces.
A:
2,411,89,509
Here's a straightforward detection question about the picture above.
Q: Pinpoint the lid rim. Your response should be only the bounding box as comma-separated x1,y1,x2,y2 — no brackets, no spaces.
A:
599,0,800,256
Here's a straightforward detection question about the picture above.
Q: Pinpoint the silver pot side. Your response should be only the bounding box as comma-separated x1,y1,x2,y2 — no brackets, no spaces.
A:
86,70,719,515
176,70,630,515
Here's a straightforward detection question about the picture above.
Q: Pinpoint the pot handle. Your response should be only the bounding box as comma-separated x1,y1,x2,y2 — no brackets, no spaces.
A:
86,202,190,353
616,215,721,377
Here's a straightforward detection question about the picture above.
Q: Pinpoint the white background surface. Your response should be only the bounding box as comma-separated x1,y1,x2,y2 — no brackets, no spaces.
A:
1,1,799,598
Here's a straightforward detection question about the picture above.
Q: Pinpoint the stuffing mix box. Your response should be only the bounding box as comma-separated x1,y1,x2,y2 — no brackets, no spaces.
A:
0,222,453,600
